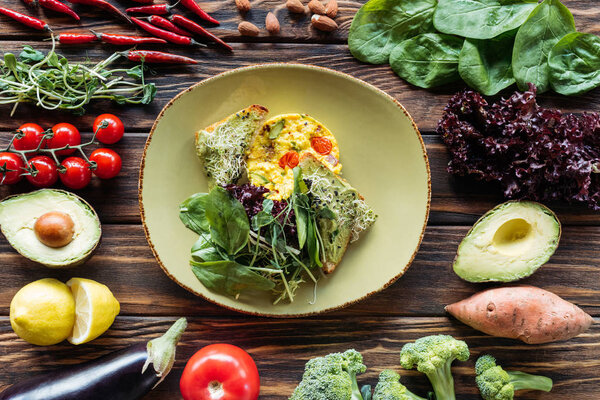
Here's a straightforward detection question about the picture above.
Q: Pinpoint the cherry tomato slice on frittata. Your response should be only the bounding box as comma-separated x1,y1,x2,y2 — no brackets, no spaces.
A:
310,136,332,155
278,151,299,169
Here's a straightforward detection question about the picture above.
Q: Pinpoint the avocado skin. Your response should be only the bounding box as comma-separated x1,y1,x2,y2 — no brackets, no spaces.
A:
453,201,561,283
0,189,101,268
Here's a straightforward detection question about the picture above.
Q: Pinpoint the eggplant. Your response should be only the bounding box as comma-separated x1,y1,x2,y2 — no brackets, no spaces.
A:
0,318,187,400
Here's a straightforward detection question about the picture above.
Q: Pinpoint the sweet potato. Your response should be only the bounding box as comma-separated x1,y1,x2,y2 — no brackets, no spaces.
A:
445,286,593,344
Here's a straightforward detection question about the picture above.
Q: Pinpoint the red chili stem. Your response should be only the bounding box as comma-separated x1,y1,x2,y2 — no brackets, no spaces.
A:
146,15,191,37
39,0,80,20
178,0,218,25
0,6,50,31
170,14,230,51
126,3,175,15
91,30,168,44
58,32,98,44
67,0,131,23
131,16,203,46
123,49,197,64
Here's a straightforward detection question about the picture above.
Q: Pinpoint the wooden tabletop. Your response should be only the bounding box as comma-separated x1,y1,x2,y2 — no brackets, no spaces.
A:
0,0,598,398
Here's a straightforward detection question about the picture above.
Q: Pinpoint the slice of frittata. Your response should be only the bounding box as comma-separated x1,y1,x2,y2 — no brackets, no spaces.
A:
195,105,269,187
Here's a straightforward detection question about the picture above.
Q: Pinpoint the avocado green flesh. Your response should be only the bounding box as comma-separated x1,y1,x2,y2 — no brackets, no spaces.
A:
453,201,560,282
0,190,101,268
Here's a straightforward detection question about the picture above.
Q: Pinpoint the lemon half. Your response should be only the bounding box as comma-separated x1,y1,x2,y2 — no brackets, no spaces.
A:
10,278,75,346
66,278,120,345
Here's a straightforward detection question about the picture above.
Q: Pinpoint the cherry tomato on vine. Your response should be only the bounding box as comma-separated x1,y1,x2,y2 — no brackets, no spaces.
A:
0,152,25,185
47,123,81,156
93,114,124,144
59,157,92,190
13,123,46,152
27,156,58,188
90,148,121,179
278,151,299,169
180,344,260,400
310,137,333,155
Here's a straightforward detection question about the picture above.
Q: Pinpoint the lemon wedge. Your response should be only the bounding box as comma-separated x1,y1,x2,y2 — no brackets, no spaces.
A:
10,278,75,346
66,278,120,345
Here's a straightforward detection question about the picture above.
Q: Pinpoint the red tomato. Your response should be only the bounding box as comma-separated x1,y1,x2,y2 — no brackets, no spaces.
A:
59,157,92,190
47,123,81,156
310,137,333,155
14,123,46,152
180,344,260,400
93,114,124,144
278,151,299,169
0,152,25,185
27,156,58,187
90,148,122,179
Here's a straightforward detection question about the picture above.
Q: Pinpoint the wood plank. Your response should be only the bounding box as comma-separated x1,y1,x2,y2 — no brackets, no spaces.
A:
3,135,598,226
0,224,596,318
0,316,598,399
0,40,598,133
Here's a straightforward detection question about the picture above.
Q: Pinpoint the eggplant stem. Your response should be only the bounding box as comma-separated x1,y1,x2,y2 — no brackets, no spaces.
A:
142,318,188,388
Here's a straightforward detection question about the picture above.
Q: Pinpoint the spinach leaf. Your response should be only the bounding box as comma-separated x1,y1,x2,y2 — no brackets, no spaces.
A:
549,32,600,96
191,233,224,262
179,192,210,235
348,0,437,65
292,167,309,249
268,119,285,140
459,31,517,95
390,33,464,88
204,186,250,255
306,216,322,268
512,0,575,93
191,260,275,296
252,210,275,230
434,0,537,40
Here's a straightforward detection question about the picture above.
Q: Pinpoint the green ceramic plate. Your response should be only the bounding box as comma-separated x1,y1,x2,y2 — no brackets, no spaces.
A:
139,64,430,317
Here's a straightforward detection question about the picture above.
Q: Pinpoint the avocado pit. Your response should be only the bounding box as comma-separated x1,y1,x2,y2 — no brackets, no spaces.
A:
34,211,75,248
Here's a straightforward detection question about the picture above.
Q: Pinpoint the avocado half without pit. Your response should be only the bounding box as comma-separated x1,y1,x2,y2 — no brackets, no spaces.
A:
453,201,561,283
0,189,101,268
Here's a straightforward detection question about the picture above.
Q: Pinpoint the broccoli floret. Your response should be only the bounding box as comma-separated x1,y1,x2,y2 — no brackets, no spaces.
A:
290,349,367,400
399,335,470,400
372,370,426,400
475,355,553,400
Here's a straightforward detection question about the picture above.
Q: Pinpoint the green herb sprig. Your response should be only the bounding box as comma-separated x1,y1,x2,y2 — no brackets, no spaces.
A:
0,35,155,116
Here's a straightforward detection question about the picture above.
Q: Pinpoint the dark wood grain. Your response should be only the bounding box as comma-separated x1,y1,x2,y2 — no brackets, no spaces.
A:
0,224,597,318
0,316,598,399
0,0,599,398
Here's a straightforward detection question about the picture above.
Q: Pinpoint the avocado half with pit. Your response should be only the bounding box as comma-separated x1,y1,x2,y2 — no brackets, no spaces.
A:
453,201,561,282
0,189,101,268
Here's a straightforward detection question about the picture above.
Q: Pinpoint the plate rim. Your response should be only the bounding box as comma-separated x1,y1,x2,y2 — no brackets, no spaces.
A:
138,63,432,317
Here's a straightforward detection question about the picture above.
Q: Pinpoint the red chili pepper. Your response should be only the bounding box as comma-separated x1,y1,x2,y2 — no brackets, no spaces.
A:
178,0,218,25
39,0,80,20
0,7,50,31
146,15,191,37
67,0,131,23
58,32,97,44
279,151,299,169
123,50,197,64
92,30,167,45
170,14,231,51
126,3,176,14
130,0,154,3
131,17,202,46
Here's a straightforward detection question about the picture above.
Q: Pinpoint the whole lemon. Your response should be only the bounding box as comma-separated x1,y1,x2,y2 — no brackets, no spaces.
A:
10,278,76,346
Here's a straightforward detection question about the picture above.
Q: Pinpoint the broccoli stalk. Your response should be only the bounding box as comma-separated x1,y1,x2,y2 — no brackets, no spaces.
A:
289,349,367,400
475,355,552,400
372,370,426,400
399,335,470,400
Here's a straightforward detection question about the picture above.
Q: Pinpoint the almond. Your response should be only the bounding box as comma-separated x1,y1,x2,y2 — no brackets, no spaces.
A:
286,0,306,14
265,12,280,34
308,0,326,15
311,14,337,32
238,21,260,36
235,0,251,12
325,0,337,18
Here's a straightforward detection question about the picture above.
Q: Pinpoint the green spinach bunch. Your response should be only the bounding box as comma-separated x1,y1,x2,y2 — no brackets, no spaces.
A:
179,169,326,304
349,0,600,96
